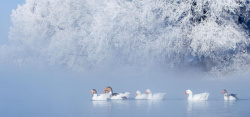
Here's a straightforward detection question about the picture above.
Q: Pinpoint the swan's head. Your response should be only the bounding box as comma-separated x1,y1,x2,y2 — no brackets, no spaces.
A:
146,89,151,94
90,89,97,94
222,89,227,94
185,89,192,94
136,91,141,95
103,86,113,93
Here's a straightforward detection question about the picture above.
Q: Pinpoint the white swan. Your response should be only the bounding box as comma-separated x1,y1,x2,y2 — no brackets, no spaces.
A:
90,89,111,101
146,89,166,100
222,89,238,100
103,86,130,99
185,89,209,101
135,91,148,99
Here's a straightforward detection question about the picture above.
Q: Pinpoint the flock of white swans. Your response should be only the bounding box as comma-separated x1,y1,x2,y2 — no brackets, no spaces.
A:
90,86,239,101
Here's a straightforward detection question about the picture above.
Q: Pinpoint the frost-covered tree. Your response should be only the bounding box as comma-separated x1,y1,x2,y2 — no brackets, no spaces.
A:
6,0,250,73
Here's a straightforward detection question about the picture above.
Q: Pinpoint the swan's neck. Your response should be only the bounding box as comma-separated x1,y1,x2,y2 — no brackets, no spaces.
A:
109,88,113,94
224,93,228,97
188,92,193,100
93,94,98,98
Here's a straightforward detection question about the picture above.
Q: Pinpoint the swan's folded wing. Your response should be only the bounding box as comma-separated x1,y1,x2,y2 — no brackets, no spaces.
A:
119,92,130,98
229,94,237,96
193,93,209,100
229,94,239,99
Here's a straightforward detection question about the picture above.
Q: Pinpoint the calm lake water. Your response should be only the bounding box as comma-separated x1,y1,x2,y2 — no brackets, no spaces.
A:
2,98,249,117
88,99,250,117
1,70,250,117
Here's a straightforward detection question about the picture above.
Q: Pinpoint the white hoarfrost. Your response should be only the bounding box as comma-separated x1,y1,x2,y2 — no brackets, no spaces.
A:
2,0,249,74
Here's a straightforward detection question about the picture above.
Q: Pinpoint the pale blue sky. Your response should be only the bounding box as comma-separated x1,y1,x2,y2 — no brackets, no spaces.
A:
0,0,25,45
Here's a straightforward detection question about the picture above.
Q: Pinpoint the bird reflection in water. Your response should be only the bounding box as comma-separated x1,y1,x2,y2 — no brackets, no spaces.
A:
186,101,208,117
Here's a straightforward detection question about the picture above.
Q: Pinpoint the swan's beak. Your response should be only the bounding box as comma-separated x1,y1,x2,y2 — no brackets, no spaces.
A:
90,91,92,94
222,91,224,94
103,88,107,93
146,91,148,94
136,93,138,95
184,92,187,94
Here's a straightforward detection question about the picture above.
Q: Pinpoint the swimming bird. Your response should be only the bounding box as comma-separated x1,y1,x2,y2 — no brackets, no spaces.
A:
135,91,148,99
222,89,238,100
90,89,111,100
185,89,209,101
146,89,166,100
103,86,130,99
